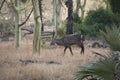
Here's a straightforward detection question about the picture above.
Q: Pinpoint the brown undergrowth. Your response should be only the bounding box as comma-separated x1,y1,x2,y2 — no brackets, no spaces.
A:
0,40,108,80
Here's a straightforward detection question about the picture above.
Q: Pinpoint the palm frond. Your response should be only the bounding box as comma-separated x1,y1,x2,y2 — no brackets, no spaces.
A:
74,51,120,80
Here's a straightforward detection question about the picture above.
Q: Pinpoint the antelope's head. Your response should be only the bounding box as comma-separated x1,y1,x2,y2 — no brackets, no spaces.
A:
80,34,85,54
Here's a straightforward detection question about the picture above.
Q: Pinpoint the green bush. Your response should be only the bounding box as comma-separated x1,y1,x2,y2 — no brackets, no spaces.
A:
73,12,81,23
55,20,66,37
41,40,46,47
73,23,87,34
100,26,120,51
74,26,120,79
56,27,66,37
84,8,114,26
73,22,100,38
44,20,53,26
83,8,119,37
0,20,14,34
109,0,120,14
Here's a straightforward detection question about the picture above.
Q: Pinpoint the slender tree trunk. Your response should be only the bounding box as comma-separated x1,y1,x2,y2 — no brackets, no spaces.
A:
32,0,41,54
52,0,56,24
80,0,87,20
38,0,44,31
75,0,80,15
52,0,61,36
75,0,87,21
65,0,73,34
56,0,61,28
10,0,21,48
56,0,61,36
15,10,21,48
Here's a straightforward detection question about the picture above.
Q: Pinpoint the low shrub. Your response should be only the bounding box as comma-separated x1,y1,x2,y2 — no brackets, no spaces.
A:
81,7,119,37
100,26,120,51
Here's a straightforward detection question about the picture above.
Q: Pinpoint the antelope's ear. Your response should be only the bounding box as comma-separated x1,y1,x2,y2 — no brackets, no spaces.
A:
81,35,85,41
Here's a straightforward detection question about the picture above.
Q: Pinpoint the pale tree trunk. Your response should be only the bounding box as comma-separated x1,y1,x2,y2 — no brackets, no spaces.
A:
15,9,21,48
52,0,61,36
10,0,21,48
52,0,56,25
75,0,87,21
103,0,110,11
32,0,41,54
38,0,44,31
75,0,80,15
56,0,61,28
80,0,87,20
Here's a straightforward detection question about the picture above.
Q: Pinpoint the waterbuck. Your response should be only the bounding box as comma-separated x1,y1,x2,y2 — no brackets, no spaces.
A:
51,34,85,56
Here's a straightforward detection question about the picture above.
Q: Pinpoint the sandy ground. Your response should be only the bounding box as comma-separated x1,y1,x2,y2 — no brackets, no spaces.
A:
0,40,108,80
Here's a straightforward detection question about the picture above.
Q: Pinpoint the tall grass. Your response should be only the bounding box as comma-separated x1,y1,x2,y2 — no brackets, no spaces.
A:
100,26,120,51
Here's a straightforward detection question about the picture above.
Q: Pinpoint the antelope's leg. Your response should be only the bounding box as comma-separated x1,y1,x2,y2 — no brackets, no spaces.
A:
64,46,68,56
68,46,73,56
80,45,84,54
78,42,84,55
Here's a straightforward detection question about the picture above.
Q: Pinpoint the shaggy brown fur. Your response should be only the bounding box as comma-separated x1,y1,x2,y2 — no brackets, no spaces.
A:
51,34,85,55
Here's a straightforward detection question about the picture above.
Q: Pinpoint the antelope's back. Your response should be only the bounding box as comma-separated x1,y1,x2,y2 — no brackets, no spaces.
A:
63,34,84,44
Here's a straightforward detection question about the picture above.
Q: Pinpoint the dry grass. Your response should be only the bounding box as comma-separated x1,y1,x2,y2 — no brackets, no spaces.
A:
0,40,108,80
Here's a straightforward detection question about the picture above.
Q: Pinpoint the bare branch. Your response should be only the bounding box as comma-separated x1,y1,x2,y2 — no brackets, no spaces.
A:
92,51,107,59
21,28,33,37
0,0,6,11
82,0,87,8
19,8,33,27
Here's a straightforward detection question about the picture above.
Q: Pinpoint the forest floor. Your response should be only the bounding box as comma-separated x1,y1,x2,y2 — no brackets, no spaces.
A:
0,39,109,80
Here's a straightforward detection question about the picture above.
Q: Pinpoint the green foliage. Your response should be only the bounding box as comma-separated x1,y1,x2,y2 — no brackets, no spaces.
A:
73,12,81,23
73,23,86,34
0,20,14,34
74,51,120,80
100,26,120,51
84,8,113,26
112,14,120,26
73,22,100,38
83,7,119,37
74,25,120,80
44,20,53,26
109,0,120,14
41,40,46,47
56,27,66,37
56,20,66,37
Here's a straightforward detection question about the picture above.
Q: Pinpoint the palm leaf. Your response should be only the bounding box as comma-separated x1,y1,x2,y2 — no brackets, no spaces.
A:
74,56,116,80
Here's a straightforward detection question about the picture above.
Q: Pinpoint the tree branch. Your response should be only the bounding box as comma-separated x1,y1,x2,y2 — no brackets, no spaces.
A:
19,8,33,27
21,28,33,37
82,0,87,8
0,0,6,11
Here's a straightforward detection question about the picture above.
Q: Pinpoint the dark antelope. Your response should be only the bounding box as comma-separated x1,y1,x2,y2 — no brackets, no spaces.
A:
51,34,85,56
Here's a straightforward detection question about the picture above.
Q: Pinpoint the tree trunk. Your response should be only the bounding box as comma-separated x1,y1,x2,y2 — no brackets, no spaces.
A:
65,0,73,34
75,0,87,21
14,10,21,48
75,0,80,15
52,0,56,25
10,0,21,48
38,0,44,31
32,0,41,54
52,0,61,36
56,0,61,28
80,0,87,20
